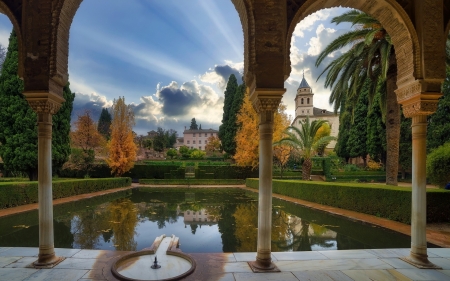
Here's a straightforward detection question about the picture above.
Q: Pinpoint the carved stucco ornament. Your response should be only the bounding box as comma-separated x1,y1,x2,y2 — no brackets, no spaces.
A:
396,80,442,118
23,91,65,115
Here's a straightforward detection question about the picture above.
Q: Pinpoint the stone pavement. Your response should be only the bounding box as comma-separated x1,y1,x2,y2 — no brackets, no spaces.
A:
0,247,449,280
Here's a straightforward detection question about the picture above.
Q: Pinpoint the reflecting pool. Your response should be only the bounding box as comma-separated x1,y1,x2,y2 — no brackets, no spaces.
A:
0,188,431,253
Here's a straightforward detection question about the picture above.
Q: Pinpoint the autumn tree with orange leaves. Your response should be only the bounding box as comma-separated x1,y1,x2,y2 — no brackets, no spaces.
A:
106,97,137,176
234,91,291,168
64,110,105,174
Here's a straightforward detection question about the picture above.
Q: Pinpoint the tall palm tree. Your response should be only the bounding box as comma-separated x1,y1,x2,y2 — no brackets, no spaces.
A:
274,117,336,180
315,10,400,186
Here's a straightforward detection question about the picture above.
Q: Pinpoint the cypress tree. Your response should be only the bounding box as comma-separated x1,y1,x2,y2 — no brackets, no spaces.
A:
399,112,412,179
347,89,368,166
366,92,386,163
334,96,352,163
0,30,74,180
97,108,112,139
219,74,238,154
52,82,75,175
190,118,198,130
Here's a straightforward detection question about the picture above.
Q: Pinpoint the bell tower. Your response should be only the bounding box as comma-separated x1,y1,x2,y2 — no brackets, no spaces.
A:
295,72,314,116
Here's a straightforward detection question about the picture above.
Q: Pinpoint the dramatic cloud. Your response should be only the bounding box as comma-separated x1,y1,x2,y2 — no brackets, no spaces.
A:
71,92,112,122
200,64,242,90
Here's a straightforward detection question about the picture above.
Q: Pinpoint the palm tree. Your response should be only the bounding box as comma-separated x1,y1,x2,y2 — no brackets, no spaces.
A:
274,117,336,180
315,10,400,185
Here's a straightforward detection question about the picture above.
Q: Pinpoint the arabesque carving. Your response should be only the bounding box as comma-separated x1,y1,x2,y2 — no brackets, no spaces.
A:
27,99,63,115
402,101,440,118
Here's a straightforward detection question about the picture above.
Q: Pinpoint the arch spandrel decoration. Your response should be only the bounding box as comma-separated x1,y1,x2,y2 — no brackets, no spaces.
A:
285,0,420,89
0,1,24,78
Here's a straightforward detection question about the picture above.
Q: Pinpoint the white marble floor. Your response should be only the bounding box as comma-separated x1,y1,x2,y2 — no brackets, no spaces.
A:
0,247,449,280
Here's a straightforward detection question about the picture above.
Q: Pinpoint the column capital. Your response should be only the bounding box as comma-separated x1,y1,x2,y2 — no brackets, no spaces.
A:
249,88,285,113
23,91,65,115
396,80,442,118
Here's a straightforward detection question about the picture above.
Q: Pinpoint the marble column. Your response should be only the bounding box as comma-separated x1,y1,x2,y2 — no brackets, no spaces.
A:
248,89,284,272
24,92,65,267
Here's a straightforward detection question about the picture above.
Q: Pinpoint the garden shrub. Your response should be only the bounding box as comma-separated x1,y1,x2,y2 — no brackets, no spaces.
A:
246,179,450,224
139,179,244,185
427,142,450,188
0,177,131,209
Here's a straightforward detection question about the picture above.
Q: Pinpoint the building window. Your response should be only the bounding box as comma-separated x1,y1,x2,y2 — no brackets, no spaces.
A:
187,141,190,144
204,218,207,222
302,110,304,114
307,110,309,113
199,211,201,215
204,133,207,137
205,141,207,144
301,98,304,104
307,98,310,104
187,211,190,215
193,140,196,144
199,146,202,150
193,133,196,137
199,140,202,144
210,133,213,136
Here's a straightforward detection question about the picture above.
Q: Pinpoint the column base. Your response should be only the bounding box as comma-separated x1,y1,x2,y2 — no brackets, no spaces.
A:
248,259,280,273
400,252,442,269
33,254,64,269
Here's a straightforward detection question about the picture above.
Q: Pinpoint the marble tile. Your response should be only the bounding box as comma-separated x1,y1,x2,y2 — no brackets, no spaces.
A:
428,248,450,258
23,268,88,281
196,273,236,281
389,248,439,258
4,257,36,268
81,269,105,280
71,250,106,259
396,268,450,280
380,258,417,269
292,270,353,281
441,270,450,277
54,258,98,270
318,249,378,259
342,269,412,281
232,252,277,262
276,258,392,271
367,249,402,258
0,247,12,254
234,272,299,281
0,268,38,280
0,256,23,267
222,262,253,273
54,248,82,258
272,251,328,261
0,247,38,257
429,257,450,270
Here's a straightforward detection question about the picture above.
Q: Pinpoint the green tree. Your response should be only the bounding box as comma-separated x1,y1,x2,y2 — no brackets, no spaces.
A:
274,117,336,180
190,118,198,130
366,92,386,163
316,10,400,185
97,108,112,139
399,112,412,179
166,148,177,159
153,127,177,152
0,30,72,180
52,82,75,175
334,97,352,163
347,89,368,166
427,67,450,151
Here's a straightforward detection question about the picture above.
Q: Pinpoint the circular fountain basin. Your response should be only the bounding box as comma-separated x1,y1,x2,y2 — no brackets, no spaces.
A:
112,235,196,281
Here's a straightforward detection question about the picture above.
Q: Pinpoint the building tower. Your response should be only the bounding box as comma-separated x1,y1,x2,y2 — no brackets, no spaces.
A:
294,73,314,117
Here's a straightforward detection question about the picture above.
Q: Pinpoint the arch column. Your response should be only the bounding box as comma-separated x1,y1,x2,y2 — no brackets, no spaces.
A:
396,82,441,269
24,91,65,267
248,88,284,273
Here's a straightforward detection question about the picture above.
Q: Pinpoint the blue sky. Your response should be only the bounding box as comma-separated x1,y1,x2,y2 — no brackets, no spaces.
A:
0,2,352,136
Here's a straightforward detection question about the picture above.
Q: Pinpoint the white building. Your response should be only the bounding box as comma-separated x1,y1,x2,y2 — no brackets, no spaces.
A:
291,75,339,149
182,128,219,150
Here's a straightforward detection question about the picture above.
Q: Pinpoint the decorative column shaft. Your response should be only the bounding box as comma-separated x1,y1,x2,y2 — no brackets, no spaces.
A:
24,92,65,267
397,82,441,269
248,88,284,272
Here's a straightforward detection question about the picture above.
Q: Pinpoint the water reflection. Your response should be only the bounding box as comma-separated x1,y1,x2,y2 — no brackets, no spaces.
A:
0,188,414,252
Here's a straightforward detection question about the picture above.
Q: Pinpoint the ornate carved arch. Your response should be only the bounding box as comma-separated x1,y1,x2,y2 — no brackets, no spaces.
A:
0,1,24,78
231,0,255,88
286,0,420,88
52,0,83,86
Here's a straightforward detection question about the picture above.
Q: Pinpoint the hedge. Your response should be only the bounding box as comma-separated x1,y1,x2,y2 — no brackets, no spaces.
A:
139,179,245,185
246,179,450,224
0,177,132,209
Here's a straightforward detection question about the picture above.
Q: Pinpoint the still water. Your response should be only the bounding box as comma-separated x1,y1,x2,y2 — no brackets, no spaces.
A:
0,188,417,253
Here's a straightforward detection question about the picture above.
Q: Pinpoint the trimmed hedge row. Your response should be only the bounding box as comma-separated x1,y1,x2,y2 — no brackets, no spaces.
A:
139,179,245,185
246,179,450,224
330,175,386,182
0,177,132,209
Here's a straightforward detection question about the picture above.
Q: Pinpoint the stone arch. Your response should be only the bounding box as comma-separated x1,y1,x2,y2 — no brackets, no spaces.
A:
0,2,24,78
231,0,255,87
52,0,84,87
286,0,420,89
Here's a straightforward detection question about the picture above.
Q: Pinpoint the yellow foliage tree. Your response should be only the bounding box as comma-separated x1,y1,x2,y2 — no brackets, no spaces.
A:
106,97,137,176
234,91,291,168
205,135,221,154
313,122,331,156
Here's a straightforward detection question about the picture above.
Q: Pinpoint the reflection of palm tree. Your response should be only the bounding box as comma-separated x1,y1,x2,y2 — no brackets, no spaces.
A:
296,220,312,251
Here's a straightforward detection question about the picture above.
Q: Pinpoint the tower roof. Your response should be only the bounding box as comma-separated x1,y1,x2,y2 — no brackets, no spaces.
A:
298,74,310,89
